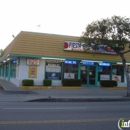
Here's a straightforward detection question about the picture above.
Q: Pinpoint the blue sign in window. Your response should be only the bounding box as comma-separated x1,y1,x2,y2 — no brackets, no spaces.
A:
99,62,110,66
12,60,17,64
48,72,59,79
82,61,94,65
65,60,77,64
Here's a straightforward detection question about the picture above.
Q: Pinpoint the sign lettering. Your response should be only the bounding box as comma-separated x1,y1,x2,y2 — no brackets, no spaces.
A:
27,59,40,65
63,41,116,54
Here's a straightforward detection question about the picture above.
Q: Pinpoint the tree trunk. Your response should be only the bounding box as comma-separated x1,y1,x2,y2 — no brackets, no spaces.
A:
118,52,130,97
126,68,130,97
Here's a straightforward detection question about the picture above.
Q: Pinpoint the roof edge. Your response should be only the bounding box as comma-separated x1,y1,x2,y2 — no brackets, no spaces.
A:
20,31,80,38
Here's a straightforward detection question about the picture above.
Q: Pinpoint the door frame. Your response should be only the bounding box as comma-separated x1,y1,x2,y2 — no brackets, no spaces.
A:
81,64,98,86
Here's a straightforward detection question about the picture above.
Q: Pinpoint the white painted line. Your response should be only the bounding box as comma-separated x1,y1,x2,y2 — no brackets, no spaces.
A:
3,107,87,110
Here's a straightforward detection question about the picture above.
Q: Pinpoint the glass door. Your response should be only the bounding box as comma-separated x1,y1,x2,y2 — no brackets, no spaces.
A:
89,66,96,85
81,65,96,86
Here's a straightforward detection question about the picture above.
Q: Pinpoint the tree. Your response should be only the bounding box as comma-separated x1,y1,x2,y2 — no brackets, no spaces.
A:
81,15,130,96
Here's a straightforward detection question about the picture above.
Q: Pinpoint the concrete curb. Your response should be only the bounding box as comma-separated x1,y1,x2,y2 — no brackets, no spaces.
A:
21,86,84,90
27,97,130,102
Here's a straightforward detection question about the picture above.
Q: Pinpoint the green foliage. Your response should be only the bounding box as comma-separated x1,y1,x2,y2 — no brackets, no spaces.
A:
22,79,34,86
81,15,130,53
62,79,81,86
43,79,52,86
100,80,117,87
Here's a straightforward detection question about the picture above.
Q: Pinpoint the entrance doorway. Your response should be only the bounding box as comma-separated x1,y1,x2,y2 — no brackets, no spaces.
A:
81,65,97,86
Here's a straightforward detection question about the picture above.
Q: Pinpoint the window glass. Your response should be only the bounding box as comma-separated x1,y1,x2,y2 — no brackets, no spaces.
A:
98,66,111,81
63,62,78,79
0,66,1,76
6,64,8,77
112,65,124,82
11,62,16,78
45,60,62,80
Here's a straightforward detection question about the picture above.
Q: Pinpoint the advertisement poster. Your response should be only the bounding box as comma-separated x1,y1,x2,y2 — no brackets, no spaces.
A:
64,73,75,79
46,65,61,72
112,75,121,82
48,72,59,79
28,66,37,78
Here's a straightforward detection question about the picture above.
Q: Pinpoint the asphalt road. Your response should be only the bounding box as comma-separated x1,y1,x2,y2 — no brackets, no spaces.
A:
0,101,130,130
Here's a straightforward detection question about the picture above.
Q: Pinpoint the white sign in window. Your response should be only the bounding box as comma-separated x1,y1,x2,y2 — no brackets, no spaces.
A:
112,75,121,82
46,66,61,72
100,75,110,80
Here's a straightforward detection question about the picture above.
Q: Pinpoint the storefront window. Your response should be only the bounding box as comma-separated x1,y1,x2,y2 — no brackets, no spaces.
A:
45,60,62,80
63,61,78,79
112,65,124,82
98,66,111,81
6,64,8,77
98,64,124,82
11,62,16,78
0,66,1,76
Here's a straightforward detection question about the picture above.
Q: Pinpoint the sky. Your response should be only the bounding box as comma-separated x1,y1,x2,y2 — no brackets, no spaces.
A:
0,0,130,49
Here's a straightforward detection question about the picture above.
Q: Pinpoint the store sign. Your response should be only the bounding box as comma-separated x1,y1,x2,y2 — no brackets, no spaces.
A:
27,59,40,65
64,41,84,51
12,59,19,65
46,60,62,63
46,60,61,73
112,75,121,82
100,75,110,80
64,73,75,79
63,41,116,54
46,64,61,72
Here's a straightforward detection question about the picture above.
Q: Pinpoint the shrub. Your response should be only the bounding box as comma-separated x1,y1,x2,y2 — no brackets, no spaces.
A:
43,79,52,86
22,79,34,86
62,79,81,86
100,80,117,87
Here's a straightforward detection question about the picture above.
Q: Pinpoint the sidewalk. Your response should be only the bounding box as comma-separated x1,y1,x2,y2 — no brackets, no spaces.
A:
0,79,130,102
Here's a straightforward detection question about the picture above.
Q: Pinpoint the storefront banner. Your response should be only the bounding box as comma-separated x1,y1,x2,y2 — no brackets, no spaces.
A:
28,66,37,78
64,73,75,79
27,59,40,65
112,75,121,82
46,66,61,72
100,75,110,80
48,72,59,79
63,41,116,54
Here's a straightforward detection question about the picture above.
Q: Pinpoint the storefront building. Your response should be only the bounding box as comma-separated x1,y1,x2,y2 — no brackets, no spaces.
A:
0,31,130,87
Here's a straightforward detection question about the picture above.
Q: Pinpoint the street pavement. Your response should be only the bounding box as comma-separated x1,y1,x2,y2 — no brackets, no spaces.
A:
0,79,130,102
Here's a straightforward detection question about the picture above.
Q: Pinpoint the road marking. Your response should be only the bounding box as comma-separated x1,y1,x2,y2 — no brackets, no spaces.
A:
3,107,87,110
0,118,130,125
